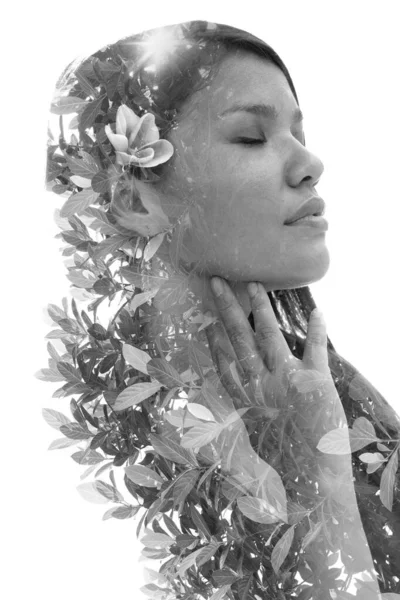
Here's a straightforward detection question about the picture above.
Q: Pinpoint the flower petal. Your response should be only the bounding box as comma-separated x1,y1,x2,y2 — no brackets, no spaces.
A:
125,147,155,167
105,125,129,152
134,112,160,147
116,104,140,137
115,151,134,166
137,139,174,167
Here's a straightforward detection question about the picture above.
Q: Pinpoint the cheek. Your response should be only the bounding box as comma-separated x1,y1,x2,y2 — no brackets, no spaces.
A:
201,170,283,241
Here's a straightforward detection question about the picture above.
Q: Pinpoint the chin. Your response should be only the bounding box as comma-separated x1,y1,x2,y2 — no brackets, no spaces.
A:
289,250,330,289
260,249,330,291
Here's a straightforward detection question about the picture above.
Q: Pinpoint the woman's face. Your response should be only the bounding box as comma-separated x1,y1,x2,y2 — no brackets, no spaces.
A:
159,50,328,290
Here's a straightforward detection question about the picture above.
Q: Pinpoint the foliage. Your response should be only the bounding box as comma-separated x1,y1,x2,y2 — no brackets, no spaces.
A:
38,20,400,600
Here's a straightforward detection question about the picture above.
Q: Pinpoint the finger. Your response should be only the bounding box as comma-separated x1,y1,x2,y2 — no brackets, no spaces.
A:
302,308,330,374
204,311,246,379
247,282,292,372
203,319,251,409
210,277,265,376
214,346,252,408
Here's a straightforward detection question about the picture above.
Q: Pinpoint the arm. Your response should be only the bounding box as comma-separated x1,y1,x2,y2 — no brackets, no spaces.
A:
201,276,382,599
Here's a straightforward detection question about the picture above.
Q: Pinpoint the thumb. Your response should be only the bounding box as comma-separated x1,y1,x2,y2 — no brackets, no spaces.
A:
302,309,330,374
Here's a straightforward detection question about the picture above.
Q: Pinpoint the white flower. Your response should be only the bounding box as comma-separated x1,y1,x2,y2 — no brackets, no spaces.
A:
105,104,174,168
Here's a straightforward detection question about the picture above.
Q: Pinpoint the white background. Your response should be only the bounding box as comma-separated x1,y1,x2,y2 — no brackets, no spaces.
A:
2,1,399,598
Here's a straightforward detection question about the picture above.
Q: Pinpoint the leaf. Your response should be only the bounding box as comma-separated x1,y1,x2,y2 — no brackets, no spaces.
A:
147,358,185,388
349,416,380,451
66,270,97,288
180,422,222,449
48,437,78,450
79,94,107,130
140,548,170,560
290,369,331,393
129,289,158,314
113,381,161,411
145,496,169,525
125,464,164,488
162,514,182,538
94,480,124,502
60,188,99,218
187,403,216,422
91,168,121,194
210,584,231,600
165,408,200,429
359,452,385,464
42,408,72,430
51,96,88,115
176,547,205,577
56,360,82,382
140,582,168,598
142,567,169,586
122,343,152,375
377,443,391,452
35,368,65,382
69,149,100,175
102,505,140,520
237,496,283,524
149,433,198,466
59,423,92,440
236,575,253,600
366,461,385,474
287,501,309,525
70,175,92,188
301,521,323,550
222,407,250,429
195,539,221,567
71,449,105,465
153,275,188,311
190,505,212,540
76,482,109,504
380,449,399,511
316,427,351,455
172,469,199,510
212,568,238,587
141,532,175,549
175,534,198,549
143,232,166,262
189,340,214,373
271,524,296,574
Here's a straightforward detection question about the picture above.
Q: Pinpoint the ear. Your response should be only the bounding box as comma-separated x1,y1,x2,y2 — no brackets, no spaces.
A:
111,177,170,237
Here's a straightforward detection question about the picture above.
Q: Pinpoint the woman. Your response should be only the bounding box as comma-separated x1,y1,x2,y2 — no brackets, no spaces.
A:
43,20,400,599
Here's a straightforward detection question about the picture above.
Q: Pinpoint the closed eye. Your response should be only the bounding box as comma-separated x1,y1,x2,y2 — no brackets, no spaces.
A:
235,137,266,146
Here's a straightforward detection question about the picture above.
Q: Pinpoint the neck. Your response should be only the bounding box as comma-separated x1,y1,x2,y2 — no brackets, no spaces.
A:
187,272,256,318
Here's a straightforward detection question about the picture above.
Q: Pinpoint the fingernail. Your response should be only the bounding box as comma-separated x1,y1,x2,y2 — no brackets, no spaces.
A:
247,282,258,298
211,276,224,296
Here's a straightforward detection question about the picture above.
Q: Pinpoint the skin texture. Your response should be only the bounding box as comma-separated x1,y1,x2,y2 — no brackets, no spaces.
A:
157,49,327,316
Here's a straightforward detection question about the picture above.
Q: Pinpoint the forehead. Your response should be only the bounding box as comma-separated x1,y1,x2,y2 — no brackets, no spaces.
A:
189,51,297,121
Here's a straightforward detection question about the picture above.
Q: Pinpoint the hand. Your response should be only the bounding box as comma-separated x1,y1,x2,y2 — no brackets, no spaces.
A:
201,276,380,596
204,276,353,501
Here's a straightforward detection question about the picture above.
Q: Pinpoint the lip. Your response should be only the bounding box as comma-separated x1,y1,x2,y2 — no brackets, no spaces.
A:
285,196,326,225
286,214,329,231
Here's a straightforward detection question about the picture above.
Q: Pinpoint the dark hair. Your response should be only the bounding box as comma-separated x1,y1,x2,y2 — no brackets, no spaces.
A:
46,19,400,595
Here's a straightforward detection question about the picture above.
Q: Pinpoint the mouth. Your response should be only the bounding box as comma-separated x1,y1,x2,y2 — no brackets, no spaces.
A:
286,214,329,230
285,196,326,225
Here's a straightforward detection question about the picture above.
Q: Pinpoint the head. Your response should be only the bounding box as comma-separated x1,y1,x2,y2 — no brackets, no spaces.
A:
155,45,327,290
48,19,328,337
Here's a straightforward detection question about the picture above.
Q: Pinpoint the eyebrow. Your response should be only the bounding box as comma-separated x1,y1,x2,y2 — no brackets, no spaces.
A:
219,102,304,124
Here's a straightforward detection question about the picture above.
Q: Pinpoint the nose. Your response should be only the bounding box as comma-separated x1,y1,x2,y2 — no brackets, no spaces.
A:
287,139,325,189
